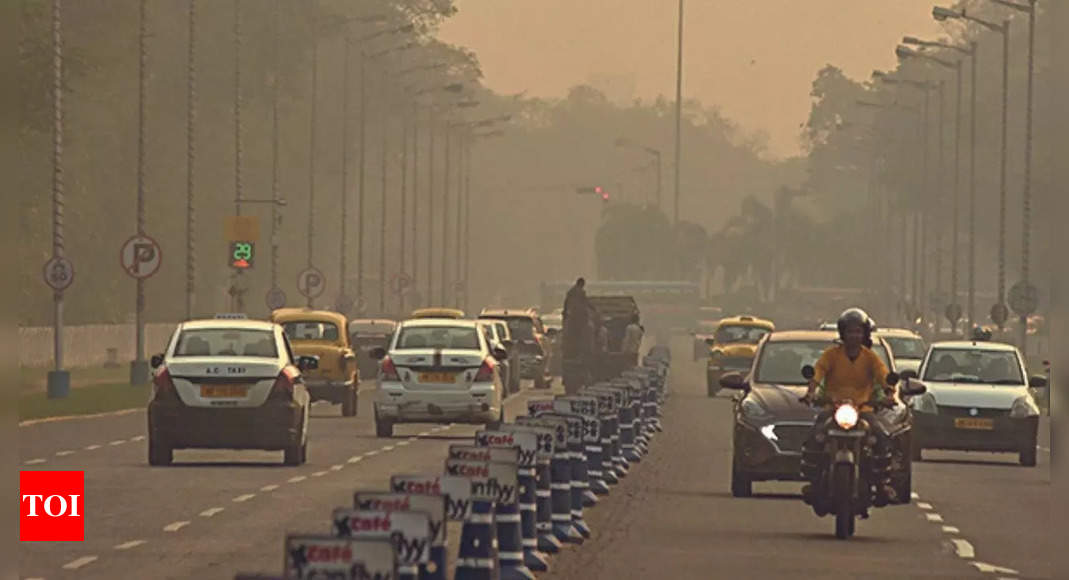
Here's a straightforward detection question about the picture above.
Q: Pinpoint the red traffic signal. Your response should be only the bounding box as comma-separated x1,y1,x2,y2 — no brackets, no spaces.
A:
601,191,610,201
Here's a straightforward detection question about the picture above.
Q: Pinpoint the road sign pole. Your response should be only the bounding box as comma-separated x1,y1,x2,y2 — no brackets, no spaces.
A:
130,0,151,387
47,0,70,399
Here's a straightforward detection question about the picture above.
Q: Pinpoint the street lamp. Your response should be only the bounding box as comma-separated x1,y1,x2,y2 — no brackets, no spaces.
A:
932,5,1012,330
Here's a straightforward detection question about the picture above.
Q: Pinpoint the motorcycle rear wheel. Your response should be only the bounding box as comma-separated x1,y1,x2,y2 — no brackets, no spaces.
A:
833,463,855,540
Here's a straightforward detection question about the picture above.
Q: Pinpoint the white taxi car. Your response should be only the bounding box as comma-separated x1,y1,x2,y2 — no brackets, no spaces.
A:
147,316,318,466
371,318,508,437
909,340,1048,466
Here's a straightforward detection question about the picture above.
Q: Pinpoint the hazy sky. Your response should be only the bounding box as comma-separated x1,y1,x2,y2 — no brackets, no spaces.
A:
438,1,947,158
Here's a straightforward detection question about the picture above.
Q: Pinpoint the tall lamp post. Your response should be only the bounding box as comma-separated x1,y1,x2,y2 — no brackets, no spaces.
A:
672,0,685,225
933,5,1012,331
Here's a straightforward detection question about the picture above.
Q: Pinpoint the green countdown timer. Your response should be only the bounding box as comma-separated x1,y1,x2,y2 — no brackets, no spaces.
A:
230,241,254,269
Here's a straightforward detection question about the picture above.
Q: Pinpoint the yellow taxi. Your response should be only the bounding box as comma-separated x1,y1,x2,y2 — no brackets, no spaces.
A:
409,307,466,319
705,315,775,397
271,308,359,416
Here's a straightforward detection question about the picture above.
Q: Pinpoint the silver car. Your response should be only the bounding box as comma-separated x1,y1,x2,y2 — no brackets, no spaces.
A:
909,340,1048,466
371,318,508,437
874,328,927,376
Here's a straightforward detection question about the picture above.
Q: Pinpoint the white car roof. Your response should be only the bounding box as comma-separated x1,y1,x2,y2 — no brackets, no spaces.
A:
875,328,922,338
401,318,479,329
929,340,1019,352
179,319,278,331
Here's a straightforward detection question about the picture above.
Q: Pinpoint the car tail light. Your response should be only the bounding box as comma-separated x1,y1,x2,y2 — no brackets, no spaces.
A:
474,359,495,382
152,367,180,402
380,356,400,381
268,368,297,401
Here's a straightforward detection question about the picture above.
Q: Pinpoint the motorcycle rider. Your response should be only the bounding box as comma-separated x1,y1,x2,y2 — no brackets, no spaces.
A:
800,308,898,507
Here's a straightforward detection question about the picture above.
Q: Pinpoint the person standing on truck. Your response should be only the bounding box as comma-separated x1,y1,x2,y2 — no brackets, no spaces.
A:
562,277,592,393
622,313,644,366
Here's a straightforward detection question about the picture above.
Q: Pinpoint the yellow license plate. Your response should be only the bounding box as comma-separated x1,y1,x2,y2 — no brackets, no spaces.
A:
200,384,248,398
419,372,456,383
954,418,994,430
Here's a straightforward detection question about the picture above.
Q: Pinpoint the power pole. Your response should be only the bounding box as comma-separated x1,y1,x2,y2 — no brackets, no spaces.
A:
672,0,684,224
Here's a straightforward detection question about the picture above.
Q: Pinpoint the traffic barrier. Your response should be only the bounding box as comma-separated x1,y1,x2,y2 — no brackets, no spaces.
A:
554,395,605,504
389,474,471,580
332,507,430,580
446,458,517,580
283,535,396,580
515,414,582,545
584,385,629,479
501,423,564,555
476,429,551,573
535,411,592,539
609,380,641,463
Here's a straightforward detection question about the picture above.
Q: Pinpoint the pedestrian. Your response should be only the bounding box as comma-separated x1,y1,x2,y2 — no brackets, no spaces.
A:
622,313,644,367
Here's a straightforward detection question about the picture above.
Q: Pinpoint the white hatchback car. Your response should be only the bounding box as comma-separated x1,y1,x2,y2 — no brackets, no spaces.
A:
147,317,318,466
371,318,508,437
909,340,1048,466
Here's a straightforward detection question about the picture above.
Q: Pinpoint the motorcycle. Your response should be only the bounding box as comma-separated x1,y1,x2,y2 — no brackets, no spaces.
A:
799,365,926,539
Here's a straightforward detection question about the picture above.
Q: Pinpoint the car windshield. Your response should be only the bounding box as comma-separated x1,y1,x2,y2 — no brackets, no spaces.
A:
350,322,395,336
485,317,535,340
281,321,340,342
173,329,277,358
493,322,510,340
754,341,832,385
716,325,770,345
395,326,482,350
882,336,926,359
922,348,1024,385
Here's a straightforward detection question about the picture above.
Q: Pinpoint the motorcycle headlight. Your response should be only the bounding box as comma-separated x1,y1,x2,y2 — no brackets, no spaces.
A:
834,404,859,430
741,398,771,421
911,393,939,414
1009,396,1039,419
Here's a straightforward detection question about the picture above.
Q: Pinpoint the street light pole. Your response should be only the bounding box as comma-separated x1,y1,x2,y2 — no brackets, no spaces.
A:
998,20,1010,329
306,35,318,308
131,0,150,385
339,37,351,311
441,124,451,305
427,109,436,304
969,41,978,329
48,0,69,397
673,0,684,225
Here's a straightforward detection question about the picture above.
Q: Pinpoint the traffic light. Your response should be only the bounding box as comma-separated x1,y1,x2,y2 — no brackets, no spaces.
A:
229,241,255,269
576,186,602,195
601,190,610,202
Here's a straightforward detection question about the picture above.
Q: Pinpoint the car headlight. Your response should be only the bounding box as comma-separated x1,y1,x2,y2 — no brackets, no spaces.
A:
741,398,771,421
1009,396,1039,419
911,393,938,414
834,404,859,430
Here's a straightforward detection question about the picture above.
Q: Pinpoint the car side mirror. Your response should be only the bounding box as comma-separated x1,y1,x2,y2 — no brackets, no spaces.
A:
297,355,319,371
900,380,927,397
900,369,918,381
719,372,748,391
369,347,386,361
150,354,164,369
886,372,900,387
704,338,715,346
801,365,815,380
1029,374,1048,388
492,347,509,361
501,339,514,350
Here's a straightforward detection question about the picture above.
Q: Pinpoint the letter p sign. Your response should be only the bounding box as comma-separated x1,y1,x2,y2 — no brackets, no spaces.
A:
20,471,84,541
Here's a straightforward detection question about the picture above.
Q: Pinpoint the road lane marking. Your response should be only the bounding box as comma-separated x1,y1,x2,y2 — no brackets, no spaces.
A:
24,458,46,465
418,430,433,436
396,440,411,447
19,407,142,427
85,444,101,450
130,435,145,442
62,556,99,570
916,502,933,510
261,484,280,492
108,439,126,446
951,539,975,559
232,494,256,503
199,507,225,518
288,476,307,483
971,562,1020,575
311,471,328,478
925,513,944,522
942,526,960,534
348,456,364,464
163,521,190,532
365,450,380,457
330,464,344,472
382,445,396,451
55,450,74,457
114,539,147,550
910,492,920,500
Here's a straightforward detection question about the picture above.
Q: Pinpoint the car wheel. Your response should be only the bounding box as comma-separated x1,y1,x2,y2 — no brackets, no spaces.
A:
730,462,752,498
893,441,913,504
284,438,305,465
375,408,394,438
341,388,358,417
148,436,172,466
1019,443,1038,467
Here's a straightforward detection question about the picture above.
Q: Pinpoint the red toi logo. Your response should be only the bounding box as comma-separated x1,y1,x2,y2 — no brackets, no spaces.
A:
20,471,84,542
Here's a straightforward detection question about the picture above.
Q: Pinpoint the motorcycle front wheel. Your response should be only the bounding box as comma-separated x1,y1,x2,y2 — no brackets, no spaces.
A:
833,463,855,540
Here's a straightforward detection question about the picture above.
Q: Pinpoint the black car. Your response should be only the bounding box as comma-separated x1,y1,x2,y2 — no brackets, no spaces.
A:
348,319,397,380
718,330,919,502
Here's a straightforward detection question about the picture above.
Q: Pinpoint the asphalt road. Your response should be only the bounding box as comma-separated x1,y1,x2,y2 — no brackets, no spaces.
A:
19,340,1052,580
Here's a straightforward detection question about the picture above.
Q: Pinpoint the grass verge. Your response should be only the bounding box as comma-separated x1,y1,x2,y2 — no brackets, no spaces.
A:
19,382,148,422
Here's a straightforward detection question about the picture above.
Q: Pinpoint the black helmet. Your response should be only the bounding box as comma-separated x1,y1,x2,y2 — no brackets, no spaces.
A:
836,308,874,341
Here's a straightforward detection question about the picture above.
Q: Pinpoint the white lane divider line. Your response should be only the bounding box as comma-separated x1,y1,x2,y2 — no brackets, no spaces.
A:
971,562,1020,575
916,502,933,510
62,556,99,570
347,456,364,464
288,475,307,484
130,435,146,442
925,513,944,522
199,507,225,518
382,445,396,452
113,539,147,551
941,525,960,534
365,450,380,457
330,464,344,472
311,471,328,478
55,450,75,457
396,440,411,447
261,484,280,492
232,494,256,503
108,439,126,446
163,521,190,532
24,458,46,465
950,539,975,559
408,436,420,442
85,444,102,450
